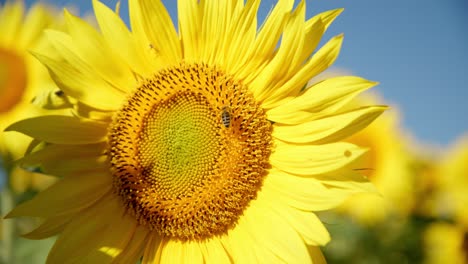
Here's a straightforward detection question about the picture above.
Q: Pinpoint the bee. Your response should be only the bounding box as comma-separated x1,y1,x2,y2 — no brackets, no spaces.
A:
220,106,232,128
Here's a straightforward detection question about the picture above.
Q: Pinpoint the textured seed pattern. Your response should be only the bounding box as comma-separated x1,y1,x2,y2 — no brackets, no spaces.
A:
108,63,273,241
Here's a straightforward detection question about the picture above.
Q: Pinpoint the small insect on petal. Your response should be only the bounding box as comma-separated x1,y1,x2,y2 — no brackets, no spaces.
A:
221,106,232,128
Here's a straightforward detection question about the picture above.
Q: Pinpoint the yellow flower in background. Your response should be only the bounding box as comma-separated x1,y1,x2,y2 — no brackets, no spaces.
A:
417,135,468,264
6,0,385,262
423,222,467,264
0,1,64,192
419,135,468,224
337,94,414,224
423,135,468,224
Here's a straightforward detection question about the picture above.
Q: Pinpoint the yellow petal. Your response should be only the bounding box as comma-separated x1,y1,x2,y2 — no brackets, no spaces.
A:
0,2,23,44
137,0,181,64
142,234,163,264
299,8,343,64
263,169,359,211
6,171,111,218
6,115,108,144
18,143,106,168
262,34,344,108
45,156,108,177
270,141,366,176
272,106,387,144
47,194,137,263
33,51,125,111
242,198,312,263
23,212,75,240
112,226,151,264
253,1,306,101
235,0,293,82
17,4,53,49
220,0,260,69
63,10,135,92
92,0,155,77
262,197,330,245
19,143,107,176
223,219,259,263
159,240,204,264
268,76,378,124
177,0,200,60
198,0,225,64
310,163,379,195
200,238,232,263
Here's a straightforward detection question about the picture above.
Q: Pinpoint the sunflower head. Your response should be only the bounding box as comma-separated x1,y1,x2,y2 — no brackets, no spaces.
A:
6,0,386,262
109,62,273,240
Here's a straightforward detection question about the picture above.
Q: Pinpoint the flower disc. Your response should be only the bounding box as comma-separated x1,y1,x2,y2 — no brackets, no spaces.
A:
108,63,273,241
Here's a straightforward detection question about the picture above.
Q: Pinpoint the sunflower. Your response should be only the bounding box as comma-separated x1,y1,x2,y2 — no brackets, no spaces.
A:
419,135,468,264
334,94,414,224
0,1,65,193
5,0,385,262
423,222,468,264
427,135,468,225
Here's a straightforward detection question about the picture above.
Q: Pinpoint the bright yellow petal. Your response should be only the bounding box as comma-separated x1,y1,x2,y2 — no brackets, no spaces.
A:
265,200,330,245
270,141,366,176
6,116,107,144
0,2,23,44
223,220,259,263
272,106,387,144
299,8,343,64
263,169,360,211
235,0,293,84
141,233,163,264
177,0,199,60
200,238,232,263
268,76,378,124
261,34,344,108
242,198,312,263
252,1,306,100
20,145,107,177
314,167,378,195
198,0,228,64
17,4,53,49
6,171,111,218
63,10,135,91
159,239,204,264
221,0,260,77
136,0,181,64
112,226,151,264
47,195,138,263
18,143,106,169
33,51,126,111
92,0,156,77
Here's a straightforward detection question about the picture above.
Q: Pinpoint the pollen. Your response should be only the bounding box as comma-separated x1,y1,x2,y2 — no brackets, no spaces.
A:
108,63,273,241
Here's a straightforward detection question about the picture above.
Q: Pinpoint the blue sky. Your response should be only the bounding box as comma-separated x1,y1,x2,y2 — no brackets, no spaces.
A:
17,0,468,147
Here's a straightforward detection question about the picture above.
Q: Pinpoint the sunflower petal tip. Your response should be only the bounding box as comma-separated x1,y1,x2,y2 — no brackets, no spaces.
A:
4,122,17,132
63,8,72,17
3,208,21,219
